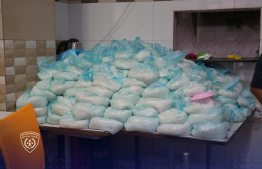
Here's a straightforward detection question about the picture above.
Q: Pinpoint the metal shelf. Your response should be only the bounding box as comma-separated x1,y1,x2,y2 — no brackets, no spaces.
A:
187,58,258,63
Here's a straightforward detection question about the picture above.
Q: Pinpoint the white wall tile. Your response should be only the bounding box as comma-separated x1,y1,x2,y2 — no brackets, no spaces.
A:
81,40,101,50
197,0,234,10
153,41,173,50
80,2,153,41
69,3,83,41
235,0,262,8
0,40,4,49
26,41,36,48
4,40,14,49
46,40,56,48
5,67,15,75
14,58,26,66
0,76,5,85
55,2,70,40
6,93,15,102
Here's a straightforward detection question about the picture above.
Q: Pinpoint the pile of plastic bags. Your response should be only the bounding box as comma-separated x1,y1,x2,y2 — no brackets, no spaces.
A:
16,37,255,140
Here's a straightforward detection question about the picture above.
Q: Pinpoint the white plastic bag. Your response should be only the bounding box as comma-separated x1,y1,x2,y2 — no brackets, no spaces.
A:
133,48,159,62
37,115,47,124
158,108,188,124
89,117,123,134
103,107,132,123
35,79,52,90
183,98,221,114
157,123,191,136
188,107,224,125
142,81,170,99
92,78,122,92
136,97,173,113
60,112,89,129
112,91,140,105
183,81,207,97
85,86,113,98
34,107,47,117
30,86,57,102
124,116,159,133
67,66,84,75
191,122,228,140
38,69,58,80
113,58,140,70
76,92,110,106
122,78,148,88
132,106,159,117
166,73,190,90
51,102,72,116
218,89,239,99
119,86,144,96
50,80,76,95
63,87,86,97
53,71,79,81
16,91,48,108
72,102,106,120
114,51,132,59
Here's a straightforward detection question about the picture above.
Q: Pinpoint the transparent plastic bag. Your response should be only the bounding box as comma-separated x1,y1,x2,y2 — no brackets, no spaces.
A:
191,122,228,140
16,90,48,108
89,117,123,135
76,92,110,106
53,71,79,81
72,102,106,120
136,95,173,113
158,108,188,124
85,86,113,98
132,106,159,117
60,111,89,129
157,123,191,136
166,72,190,91
122,78,148,88
34,107,47,117
128,56,159,84
30,86,57,102
113,58,140,70
237,95,249,107
188,107,224,125
63,87,86,97
51,102,72,116
37,115,47,124
142,79,170,99
119,86,144,96
47,104,62,125
133,48,159,62
124,116,159,133
50,80,76,95
35,79,52,90
182,81,206,97
67,66,84,75
184,98,221,114
111,91,140,105
103,107,132,123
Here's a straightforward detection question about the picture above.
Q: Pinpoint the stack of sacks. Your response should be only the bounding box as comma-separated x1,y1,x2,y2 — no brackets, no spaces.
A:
47,96,75,125
16,90,48,124
157,89,191,136
15,37,257,140
124,78,172,133
187,100,227,140
215,75,254,122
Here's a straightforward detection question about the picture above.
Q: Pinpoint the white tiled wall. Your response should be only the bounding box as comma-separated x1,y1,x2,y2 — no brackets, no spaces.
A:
55,2,70,40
